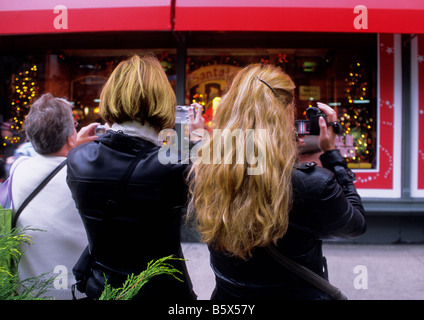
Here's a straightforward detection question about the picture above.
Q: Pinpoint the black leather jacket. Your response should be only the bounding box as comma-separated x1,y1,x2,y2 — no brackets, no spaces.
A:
209,149,366,300
66,130,196,300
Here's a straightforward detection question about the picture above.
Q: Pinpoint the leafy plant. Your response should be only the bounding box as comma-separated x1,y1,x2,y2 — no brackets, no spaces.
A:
1,227,184,300
0,227,56,300
0,271,56,300
0,227,33,279
99,255,183,300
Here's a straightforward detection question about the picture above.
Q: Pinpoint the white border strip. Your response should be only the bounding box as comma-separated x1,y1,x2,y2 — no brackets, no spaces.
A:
410,36,424,197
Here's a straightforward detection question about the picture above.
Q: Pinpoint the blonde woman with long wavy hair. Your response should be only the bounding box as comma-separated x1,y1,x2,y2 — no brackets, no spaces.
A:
188,63,366,300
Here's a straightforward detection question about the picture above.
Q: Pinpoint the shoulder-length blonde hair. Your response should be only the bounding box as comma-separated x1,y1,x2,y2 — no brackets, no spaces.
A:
100,54,176,130
188,64,298,260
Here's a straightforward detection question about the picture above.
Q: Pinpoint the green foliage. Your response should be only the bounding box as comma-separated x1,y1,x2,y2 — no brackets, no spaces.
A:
98,255,184,300
1,228,184,300
0,272,56,300
0,227,33,278
0,227,56,300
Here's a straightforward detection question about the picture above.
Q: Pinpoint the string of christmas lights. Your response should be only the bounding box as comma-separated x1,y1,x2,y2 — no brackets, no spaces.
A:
341,61,375,167
3,64,39,147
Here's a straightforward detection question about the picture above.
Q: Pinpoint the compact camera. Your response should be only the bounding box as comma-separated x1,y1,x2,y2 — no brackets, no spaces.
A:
175,105,196,124
95,124,106,135
295,105,342,136
174,105,196,156
295,106,327,136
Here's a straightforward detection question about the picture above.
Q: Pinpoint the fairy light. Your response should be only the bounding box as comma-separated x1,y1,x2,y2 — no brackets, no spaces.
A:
342,61,375,167
4,64,39,146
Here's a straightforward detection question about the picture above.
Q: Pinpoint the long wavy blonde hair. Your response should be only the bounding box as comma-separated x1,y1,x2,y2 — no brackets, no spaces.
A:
188,64,298,259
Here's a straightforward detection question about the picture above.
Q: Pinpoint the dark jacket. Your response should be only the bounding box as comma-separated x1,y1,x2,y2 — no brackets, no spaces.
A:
209,149,366,300
66,130,196,300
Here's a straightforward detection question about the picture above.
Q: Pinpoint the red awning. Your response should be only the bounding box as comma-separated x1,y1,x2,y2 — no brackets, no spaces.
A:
0,0,172,35
174,0,424,34
1,0,424,35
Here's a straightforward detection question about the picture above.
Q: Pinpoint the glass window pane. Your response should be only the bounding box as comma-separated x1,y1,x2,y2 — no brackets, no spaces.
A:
0,49,176,177
186,47,377,169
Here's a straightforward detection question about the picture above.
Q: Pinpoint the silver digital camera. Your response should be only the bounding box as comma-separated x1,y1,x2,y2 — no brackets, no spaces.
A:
175,105,196,124
95,124,106,135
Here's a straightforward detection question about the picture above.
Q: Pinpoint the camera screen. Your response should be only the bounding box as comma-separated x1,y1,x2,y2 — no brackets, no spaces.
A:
295,120,310,135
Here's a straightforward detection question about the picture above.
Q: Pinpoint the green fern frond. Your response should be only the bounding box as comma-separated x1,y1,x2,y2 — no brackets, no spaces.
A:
0,227,55,300
99,255,184,300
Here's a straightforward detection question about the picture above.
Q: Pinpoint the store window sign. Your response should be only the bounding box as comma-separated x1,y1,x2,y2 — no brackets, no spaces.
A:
187,65,239,90
187,64,240,130
299,86,320,101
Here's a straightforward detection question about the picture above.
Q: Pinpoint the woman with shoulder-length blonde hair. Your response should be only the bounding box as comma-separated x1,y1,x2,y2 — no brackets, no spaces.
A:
188,63,366,300
67,54,204,300
99,54,177,132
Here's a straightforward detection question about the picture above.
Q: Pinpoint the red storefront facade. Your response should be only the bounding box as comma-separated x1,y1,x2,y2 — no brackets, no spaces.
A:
1,0,424,242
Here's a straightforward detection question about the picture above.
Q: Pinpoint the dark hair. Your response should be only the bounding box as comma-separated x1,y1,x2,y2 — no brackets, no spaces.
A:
24,93,74,155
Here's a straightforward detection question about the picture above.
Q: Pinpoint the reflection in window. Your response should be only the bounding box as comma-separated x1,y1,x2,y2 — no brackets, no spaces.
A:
2,47,376,169
2,50,176,128
186,48,377,169
7,63,39,144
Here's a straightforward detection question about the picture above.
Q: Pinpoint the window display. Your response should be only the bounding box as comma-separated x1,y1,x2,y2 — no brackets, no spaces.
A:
1,45,377,171
185,47,377,169
0,50,176,180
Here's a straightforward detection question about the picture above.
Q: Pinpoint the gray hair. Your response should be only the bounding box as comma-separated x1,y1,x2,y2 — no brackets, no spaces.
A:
24,93,75,155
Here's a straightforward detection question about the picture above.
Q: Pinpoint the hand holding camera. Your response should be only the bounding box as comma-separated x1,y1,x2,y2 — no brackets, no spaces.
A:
295,103,342,136
175,103,205,146
76,122,100,147
187,103,205,133
295,102,341,153
175,104,204,128
95,124,107,135
316,102,339,152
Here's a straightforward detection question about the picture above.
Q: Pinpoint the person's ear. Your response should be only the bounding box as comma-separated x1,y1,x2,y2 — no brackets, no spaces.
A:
67,133,77,149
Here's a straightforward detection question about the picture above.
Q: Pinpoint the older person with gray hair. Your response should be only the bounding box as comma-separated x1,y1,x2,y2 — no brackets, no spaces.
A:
9,93,98,299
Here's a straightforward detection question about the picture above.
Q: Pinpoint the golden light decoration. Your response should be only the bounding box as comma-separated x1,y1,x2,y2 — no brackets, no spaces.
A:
342,60,374,166
8,64,39,133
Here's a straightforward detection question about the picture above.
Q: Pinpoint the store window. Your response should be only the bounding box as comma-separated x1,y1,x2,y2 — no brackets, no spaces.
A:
0,49,176,180
54,50,176,127
1,49,176,140
1,45,377,173
185,48,377,169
